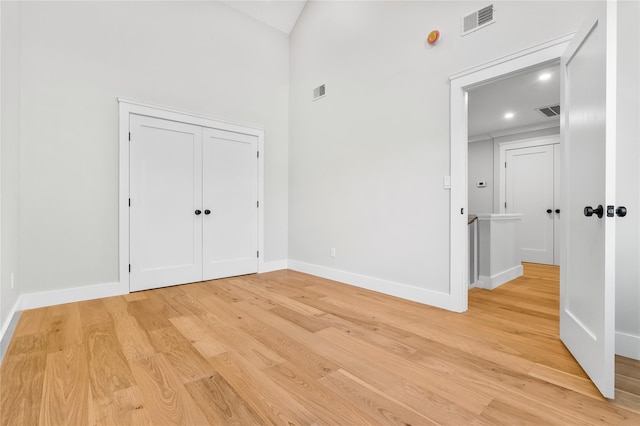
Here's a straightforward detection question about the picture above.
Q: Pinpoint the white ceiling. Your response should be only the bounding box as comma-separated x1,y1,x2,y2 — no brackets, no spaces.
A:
468,62,560,139
219,0,307,34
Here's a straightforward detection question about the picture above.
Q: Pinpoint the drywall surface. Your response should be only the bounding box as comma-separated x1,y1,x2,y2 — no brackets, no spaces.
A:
18,1,289,293
289,0,594,295
1,0,22,335
468,139,493,214
615,0,640,355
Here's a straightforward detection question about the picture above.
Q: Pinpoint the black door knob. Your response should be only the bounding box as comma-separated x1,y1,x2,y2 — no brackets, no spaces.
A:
584,205,604,218
546,209,552,214
204,209,211,215
195,209,202,215
616,206,627,217
555,209,560,214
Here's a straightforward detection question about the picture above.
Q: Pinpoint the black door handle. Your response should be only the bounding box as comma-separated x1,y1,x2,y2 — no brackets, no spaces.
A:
616,206,627,217
555,209,560,214
546,209,552,214
584,205,604,218
195,209,202,215
204,209,211,215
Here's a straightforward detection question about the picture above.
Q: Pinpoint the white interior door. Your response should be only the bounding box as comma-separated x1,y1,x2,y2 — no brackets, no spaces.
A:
129,115,203,291
560,1,616,399
202,128,258,280
505,145,554,264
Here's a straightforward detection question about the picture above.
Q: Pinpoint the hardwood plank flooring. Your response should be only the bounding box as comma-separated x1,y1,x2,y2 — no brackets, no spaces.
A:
1,263,639,425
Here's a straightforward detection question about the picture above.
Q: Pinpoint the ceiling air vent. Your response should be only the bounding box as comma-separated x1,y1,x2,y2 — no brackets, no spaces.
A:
461,4,495,36
313,84,326,101
536,104,561,118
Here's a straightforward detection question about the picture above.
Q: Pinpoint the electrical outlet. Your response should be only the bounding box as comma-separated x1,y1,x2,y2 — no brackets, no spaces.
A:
330,248,336,258
10,273,15,289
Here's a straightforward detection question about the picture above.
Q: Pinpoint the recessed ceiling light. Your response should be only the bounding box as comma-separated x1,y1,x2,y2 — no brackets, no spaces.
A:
539,73,551,81
504,112,515,119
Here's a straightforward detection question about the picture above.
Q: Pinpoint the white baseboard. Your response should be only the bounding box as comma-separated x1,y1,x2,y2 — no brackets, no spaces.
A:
21,281,128,311
616,331,640,360
478,264,523,290
0,296,23,362
288,259,455,311
260,259,288,273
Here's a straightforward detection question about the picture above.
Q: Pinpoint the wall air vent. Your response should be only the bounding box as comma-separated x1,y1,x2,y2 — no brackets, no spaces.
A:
461,4,495,36
313,84,326,101
535,104,561,118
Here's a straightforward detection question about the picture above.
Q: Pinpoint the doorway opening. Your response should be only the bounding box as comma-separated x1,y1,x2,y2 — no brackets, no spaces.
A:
466,62,562,290
448,34,573,312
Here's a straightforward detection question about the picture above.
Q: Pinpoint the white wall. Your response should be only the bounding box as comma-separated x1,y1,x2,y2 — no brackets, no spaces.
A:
468,139,493,214
18,1,289,294
1,0,22,349
615,0,640,358
289,1,594,297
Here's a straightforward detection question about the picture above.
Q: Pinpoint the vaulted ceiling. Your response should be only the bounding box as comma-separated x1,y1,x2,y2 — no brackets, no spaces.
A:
219,0,307,34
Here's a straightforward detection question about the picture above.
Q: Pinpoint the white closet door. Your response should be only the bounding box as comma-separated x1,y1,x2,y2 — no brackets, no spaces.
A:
202,128,258,280
130,115,203,291
505,145,554,264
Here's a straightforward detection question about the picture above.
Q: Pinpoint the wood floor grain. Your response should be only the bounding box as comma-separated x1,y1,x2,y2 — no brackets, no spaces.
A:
1,263,639,425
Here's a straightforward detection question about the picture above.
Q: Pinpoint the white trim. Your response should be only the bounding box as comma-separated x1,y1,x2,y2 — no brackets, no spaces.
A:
615,331,640,360
0,296,23,355
260,259,288,273
469,121,560,143
288,260,459,312
116,98,265,131
118,99,266,292
450,34,573,312
449,34,575,82
21,281,126,311
478,265,524,290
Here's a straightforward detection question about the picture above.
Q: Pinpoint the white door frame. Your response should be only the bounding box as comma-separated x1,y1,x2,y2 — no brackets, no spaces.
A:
118,98,265,291
449,34,573,312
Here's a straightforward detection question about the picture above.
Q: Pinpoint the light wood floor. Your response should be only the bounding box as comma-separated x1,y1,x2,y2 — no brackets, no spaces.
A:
1,263,638,425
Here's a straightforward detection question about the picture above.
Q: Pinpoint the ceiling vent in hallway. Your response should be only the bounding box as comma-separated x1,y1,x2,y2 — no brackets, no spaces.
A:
461,4,495,36
536,104,561,118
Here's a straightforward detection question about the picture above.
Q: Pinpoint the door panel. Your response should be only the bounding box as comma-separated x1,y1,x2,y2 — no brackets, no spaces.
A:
506,145,554,264
202,128,258,280
129,115,203,291
560,1,615,399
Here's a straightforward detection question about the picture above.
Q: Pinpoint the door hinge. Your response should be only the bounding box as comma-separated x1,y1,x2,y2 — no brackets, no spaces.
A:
128,198,131,207
257,151,260,158
129,132,131,141
505,162,507,168
128,264,131,273
257,201,259,208
505,202,507,208
257,251,259,258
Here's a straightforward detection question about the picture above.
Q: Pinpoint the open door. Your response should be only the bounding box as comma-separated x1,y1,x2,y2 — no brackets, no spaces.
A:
560,1,617,398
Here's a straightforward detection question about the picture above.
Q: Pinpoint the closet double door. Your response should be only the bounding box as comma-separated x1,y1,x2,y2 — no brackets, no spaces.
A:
129,114,258,292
